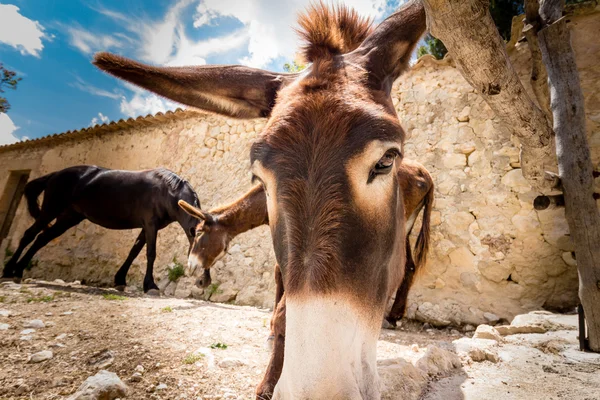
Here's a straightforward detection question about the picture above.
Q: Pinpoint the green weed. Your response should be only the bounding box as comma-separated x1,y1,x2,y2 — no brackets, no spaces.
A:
183,353,204,364
168,257,185,282
102,293,127,301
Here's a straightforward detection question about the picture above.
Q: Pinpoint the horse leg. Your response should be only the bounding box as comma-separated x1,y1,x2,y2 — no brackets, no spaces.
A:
143,224,160,295
266,263,284,350
12,212,84,280
257,294,286,400
114,229,146,291
2,219,50,278
386,240,416,326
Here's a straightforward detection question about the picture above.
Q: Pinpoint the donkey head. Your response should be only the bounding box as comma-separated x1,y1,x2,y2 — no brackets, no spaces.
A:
177,200,223,287
95,1,426,397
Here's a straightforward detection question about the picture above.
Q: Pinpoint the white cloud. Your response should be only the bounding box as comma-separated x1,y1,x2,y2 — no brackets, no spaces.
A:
0,113,20,145
92,0,248,67
0,3,47,57
71,76,121,100
166,28,249,67
119,86,179,118
137,0,195,65
89,112,110,127
67,25,124,55
194,0,390,69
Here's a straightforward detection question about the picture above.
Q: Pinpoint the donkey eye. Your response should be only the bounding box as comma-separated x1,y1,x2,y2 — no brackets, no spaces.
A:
368,149,400,183
252,174,268,192
376,152,396,170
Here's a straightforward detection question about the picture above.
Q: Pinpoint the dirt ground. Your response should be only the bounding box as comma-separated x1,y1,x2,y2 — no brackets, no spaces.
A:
1,280,599,400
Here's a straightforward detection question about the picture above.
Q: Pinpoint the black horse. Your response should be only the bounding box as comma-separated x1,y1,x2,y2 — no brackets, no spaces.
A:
2,165,201,294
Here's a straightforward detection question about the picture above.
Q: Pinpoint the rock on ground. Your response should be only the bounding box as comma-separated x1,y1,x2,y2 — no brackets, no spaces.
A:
218,358,247,368
23,320,45,329
379,345,460,400
453,338,499,363
415,346,461,376
473,325,503,342
28,350,53,363
510,311,576,332
67,370,128,400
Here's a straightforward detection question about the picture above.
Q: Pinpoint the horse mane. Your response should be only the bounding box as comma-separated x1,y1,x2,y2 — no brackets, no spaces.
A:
155,168,200,207
296,2,373,63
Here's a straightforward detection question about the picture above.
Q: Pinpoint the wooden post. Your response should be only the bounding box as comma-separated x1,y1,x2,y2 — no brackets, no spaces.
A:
537,3,600,351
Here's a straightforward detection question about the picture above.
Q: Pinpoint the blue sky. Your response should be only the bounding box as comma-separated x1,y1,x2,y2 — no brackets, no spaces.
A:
0,0,402,145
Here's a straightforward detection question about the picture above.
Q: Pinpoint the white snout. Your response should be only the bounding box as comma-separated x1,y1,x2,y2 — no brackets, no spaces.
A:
273,295,381,399
186,254,202,277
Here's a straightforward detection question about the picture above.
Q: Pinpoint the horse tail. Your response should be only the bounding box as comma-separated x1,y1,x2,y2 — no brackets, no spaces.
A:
413,179,434,270
24,172,55,219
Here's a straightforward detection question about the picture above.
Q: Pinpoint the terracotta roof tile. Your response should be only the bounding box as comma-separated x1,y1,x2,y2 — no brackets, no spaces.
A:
0,108,198,153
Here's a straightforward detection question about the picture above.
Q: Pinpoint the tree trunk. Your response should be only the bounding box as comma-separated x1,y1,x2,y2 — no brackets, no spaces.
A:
422,0,555,191
536,5,600,352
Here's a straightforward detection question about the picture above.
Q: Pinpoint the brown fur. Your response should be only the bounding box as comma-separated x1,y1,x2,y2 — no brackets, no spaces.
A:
398,159,434,269
180,185,268,279
191,159,433,320
253,86,405,298
257,294,286,400
296,2,373,63
93,52,296,119
208,184,268,234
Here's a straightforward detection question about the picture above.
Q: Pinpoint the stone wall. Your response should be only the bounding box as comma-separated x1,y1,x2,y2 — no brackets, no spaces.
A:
1,10,598,324
0,115,277,308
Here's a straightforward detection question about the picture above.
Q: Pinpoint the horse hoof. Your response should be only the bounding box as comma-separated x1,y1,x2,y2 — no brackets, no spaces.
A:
381,319,396,330
145,289,161,297
264,335,275,351
115,285,126,292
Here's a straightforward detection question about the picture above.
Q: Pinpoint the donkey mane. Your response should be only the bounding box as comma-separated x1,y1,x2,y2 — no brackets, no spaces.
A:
155,168,199,206
296,2,373,63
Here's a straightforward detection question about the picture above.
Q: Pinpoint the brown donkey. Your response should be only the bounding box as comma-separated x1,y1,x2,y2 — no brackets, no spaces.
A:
94,1,427,397
178,159,433,399
178,159,434,326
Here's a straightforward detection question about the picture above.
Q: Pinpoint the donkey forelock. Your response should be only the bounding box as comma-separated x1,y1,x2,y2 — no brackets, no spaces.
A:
296,2,373,63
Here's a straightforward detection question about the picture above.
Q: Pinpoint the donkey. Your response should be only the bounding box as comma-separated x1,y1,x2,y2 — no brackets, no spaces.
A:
2,165,200,294
94,0,427,397
178,158,434,327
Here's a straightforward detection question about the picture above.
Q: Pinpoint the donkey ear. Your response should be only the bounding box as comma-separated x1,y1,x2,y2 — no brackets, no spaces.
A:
93,52,297,119
178,200,209,221
348,0,426,93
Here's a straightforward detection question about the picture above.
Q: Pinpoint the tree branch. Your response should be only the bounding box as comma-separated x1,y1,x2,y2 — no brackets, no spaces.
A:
422,0,555,191
523,0,553,120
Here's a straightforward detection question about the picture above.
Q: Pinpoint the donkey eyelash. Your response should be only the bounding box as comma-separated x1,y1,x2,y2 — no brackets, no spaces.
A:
386,148,402,159
367,148,401,184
